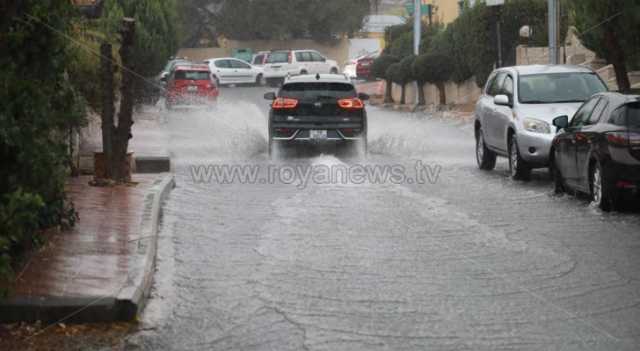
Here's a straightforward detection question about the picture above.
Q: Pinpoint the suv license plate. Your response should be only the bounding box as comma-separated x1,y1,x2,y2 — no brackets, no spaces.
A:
310,130,327,140
188,86,198,92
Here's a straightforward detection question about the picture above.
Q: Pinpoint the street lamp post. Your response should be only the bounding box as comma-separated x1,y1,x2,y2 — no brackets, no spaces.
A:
548,0,560,64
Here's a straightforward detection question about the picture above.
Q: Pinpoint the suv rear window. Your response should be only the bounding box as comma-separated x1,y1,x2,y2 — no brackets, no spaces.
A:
280,83,356,100
174,71,210,80
266,52,289,64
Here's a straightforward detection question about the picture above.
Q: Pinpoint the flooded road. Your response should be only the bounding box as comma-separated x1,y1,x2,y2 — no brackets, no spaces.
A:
127,86,640,351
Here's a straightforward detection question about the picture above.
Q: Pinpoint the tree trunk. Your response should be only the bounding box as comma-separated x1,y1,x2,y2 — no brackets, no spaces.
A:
112,18,136,183
436,82,446,106
417,80,426,106
400,83,406,105
604,27,631,92
100,42,114,179
384,79,393,104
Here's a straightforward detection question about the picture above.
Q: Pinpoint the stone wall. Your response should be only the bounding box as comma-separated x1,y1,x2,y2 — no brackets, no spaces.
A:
389,78,482,107
177,38,350,65
516,30,597,66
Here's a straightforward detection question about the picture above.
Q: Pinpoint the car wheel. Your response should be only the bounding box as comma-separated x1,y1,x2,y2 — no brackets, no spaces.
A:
590,161,619,211
256,74,266,86
476,127,496,170
509,136,531,181
330,68,338,74
300,70,308,75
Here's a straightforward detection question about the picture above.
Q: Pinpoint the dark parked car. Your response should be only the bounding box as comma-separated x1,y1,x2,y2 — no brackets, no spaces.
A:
551,92,640,211
264,74,368,156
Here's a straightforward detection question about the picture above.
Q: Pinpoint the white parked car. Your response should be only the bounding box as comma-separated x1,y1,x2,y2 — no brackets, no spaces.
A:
262,50,340,86
474,65,608,180
204,57,265,86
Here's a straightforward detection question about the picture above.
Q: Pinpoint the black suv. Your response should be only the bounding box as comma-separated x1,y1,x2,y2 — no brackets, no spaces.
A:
264,74,369,156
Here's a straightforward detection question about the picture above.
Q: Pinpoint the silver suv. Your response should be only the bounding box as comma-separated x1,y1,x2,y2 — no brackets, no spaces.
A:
474,65,608,180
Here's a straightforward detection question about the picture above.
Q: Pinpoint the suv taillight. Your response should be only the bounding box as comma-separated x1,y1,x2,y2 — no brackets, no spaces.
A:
338,98,364,110
288,51,292,63
272,97,298,109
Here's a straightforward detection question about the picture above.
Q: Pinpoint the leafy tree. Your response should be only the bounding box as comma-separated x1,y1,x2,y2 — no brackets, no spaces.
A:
371,54,400,103
431,23,473,84
101,0,180,100
0,0,84,283
386,56,415,104
571,0,640,92
216,0,372,41
384,21,443,58
177,0,223,47
413,53,455,105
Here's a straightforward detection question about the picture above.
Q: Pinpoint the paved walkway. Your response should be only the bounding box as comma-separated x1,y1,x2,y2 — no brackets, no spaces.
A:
1,175,158,322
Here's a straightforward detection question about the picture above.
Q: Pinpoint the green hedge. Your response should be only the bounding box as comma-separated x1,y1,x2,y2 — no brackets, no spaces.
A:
379,0,567,88
1,1,84,287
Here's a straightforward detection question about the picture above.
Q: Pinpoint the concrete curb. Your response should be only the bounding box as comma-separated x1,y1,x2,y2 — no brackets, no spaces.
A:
116,174,175,320
0,174,175,324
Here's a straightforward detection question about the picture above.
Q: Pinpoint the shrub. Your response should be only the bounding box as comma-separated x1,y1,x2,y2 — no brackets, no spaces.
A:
1,0,84,286
414,53,455,105
371,55,400,103
386,57,415,105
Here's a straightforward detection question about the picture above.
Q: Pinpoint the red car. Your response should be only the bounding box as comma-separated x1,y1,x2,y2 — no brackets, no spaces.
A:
165,64,219,110
356,55,377,80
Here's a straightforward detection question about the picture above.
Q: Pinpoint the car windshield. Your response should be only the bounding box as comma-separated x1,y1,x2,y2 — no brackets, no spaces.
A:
174,70,210,80
518,72,607,104
280,82,356,100
266,52,288,63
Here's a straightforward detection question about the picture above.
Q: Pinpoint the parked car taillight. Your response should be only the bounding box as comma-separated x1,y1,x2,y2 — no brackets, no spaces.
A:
606,132,640,147
272,97,298,109
288,51,292,64
338,98,364,110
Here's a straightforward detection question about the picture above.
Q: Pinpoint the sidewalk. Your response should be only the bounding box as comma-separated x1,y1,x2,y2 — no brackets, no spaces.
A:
0,174,174,324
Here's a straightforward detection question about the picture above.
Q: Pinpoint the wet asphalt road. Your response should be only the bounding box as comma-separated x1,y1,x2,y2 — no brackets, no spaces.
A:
127,86,640,351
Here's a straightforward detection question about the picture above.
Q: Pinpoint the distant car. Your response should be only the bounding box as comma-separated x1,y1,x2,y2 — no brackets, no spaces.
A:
343,59,357,80
475,65,608,180
251,51,271,66
231,48,253,63
344,52,379,80
157,58,190,83
204,58,265,86
165,64,219,110
550,92,640,211
264,74,369,157
262,50,340,86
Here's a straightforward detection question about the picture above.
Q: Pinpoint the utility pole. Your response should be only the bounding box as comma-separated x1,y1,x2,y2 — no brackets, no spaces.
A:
487,0,504,67
548,0,560,64
413,0,421,55
496,8,503,67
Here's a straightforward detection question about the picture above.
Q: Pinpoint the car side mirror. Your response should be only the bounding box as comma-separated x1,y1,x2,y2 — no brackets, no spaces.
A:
552,115,569,132
358,93,370,101
264,92,276,100
494,94,511,107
